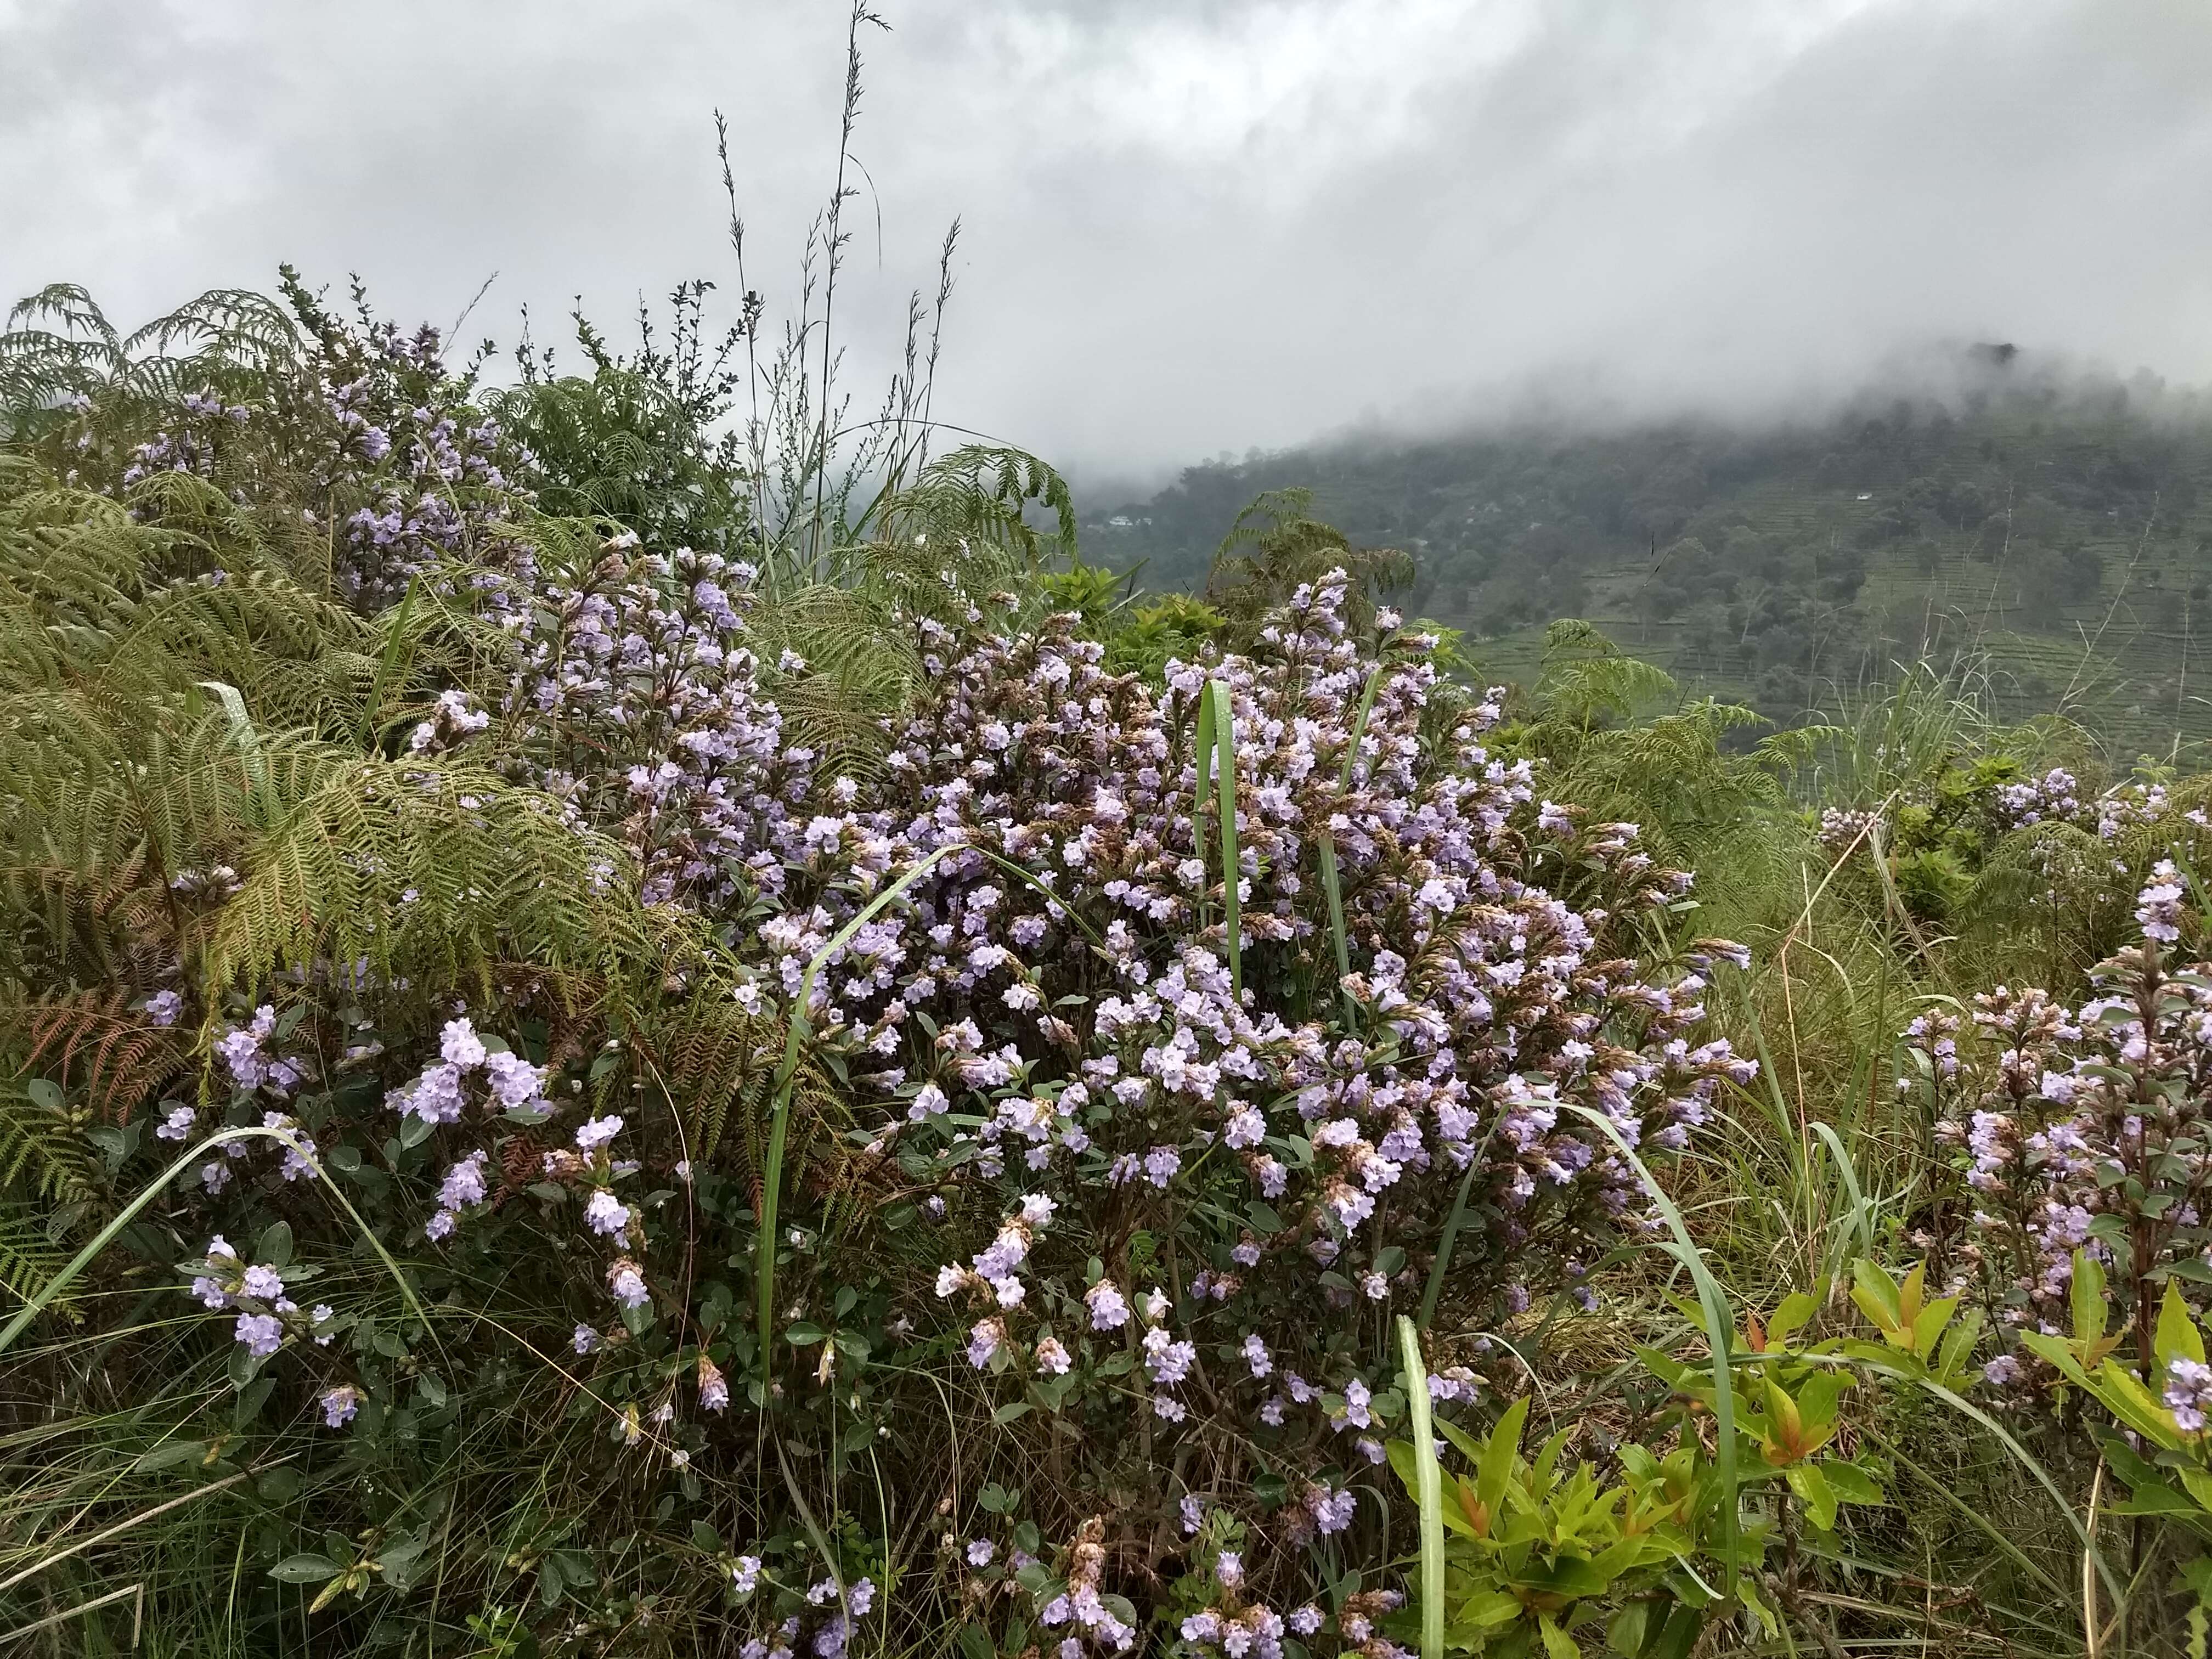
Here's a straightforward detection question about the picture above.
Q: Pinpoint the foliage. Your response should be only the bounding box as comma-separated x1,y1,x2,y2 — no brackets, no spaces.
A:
1092,383,2212,755
19,244,2212,1659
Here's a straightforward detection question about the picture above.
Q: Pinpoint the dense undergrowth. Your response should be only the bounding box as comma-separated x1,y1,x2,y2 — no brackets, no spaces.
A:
7,234,2212,1659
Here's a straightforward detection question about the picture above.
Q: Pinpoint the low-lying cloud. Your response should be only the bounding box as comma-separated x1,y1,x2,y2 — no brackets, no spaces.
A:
4,0,2209,488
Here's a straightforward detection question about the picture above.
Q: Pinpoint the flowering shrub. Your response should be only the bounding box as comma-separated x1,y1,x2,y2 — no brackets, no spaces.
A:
4,404,1760,1657
1909,845,2212,1410
18,278,2212,1655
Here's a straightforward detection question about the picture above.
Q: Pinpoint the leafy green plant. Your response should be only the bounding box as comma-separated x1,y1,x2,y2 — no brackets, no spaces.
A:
2025,1257,2212,1638
1387,1395,1752,1659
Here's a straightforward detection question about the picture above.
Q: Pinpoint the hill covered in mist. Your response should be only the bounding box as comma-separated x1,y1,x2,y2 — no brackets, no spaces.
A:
1090,359,2212,755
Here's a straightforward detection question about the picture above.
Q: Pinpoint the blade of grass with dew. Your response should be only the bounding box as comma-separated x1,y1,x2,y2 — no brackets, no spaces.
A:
1565,1104,1740,1595
758,844,960,1374
1210,679,1242,995
1396,1314,1444,1659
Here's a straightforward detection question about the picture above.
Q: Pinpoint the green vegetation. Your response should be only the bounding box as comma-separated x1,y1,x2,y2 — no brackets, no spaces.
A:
9,95,2212,1656
1094,374,2212,756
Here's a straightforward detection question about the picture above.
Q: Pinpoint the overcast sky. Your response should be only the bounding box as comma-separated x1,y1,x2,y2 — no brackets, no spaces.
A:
5,0,2211,488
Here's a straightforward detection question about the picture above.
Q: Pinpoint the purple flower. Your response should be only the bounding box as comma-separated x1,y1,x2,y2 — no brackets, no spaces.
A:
966,1318,1006,1368
699,1355,730,1411
2166,1357,2212,1432
607,1259,648,1310
1306,1482,1356,1535
1085,1280,1130,1330
585,1190,633,1237
240,1265,285,1301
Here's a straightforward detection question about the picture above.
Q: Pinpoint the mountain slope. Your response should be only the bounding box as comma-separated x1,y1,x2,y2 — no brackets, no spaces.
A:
1090,371,2212,754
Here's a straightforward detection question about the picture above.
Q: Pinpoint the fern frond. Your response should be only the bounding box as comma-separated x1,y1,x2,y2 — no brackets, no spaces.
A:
0,1082,102,1209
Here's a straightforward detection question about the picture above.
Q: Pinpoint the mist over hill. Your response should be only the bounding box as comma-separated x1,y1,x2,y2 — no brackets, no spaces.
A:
1088,349,2212,754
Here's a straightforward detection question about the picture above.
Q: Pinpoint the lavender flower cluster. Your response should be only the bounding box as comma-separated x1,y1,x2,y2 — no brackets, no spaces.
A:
148,543,1753,1636
1918,861,2212,1391
305,320,533,607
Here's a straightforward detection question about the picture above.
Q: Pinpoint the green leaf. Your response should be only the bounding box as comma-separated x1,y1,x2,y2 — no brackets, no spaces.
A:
1910,1295,1959,1360
2019,1330,2093,1390
1435,1417,1487,1469
1479,1398,1528,1515
1768,1293,1817,1348
992,1401,1033,1424
254,1220,294,1270
1848,1259,1902,1337
269,1554,342,1584
2158,1280,2206,1370
1933,1306,1984,1386
132,1440,208,1472
377,1535,431,1590
1818,1460,1884,1507
785,1322,827,1346
1606,1602,1651,1658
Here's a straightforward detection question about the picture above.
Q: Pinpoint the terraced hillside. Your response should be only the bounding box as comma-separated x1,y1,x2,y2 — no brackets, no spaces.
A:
1091,372,2212,755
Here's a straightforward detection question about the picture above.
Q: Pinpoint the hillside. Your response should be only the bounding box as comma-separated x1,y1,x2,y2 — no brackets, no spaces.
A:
1091,364,2212,754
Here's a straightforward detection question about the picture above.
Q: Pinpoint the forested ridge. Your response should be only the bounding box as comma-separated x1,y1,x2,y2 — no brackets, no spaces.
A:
1097,357,2212,753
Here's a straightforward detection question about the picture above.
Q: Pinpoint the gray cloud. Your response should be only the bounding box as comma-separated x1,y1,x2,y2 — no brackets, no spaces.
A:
5,0,2210,488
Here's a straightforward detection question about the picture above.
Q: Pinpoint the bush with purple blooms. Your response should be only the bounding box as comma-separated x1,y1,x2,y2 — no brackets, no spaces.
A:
1911,848,2212,1386
0,271,1774,1655
24,267,2212,1656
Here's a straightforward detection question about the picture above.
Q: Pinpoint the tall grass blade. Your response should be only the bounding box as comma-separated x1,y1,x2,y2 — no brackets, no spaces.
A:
357,575,419,748
1858,1356,2123,1608
1396,1314,1445,1659
1417,1163,1480,1333
0,1125,424,1357
1567,1105,1740,1595
196,678,275,828
1810,1120,1875,1266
